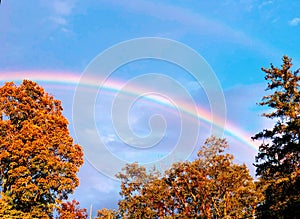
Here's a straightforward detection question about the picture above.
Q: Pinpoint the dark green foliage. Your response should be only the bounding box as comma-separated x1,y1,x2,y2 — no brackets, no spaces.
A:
253,56,300,218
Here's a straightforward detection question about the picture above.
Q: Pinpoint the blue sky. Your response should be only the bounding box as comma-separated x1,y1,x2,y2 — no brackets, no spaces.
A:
1,0,300,215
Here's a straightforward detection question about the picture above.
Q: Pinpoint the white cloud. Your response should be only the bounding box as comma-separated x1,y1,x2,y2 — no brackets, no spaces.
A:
102,134,118,144
258,0,273,9
49,0,76,26
53,0,75,16
289,17,300,26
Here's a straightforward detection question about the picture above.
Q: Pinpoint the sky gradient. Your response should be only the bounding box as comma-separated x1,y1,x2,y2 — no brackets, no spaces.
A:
1,0,300,215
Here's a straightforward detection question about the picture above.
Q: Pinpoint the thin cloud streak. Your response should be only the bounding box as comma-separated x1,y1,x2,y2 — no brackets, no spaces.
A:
49,0,76,26
289,17,300,26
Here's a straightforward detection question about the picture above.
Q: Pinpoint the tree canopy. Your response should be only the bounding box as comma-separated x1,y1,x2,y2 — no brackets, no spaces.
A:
0,80,84,218
99,136,262,218
56,199,88,219
253,55,300,218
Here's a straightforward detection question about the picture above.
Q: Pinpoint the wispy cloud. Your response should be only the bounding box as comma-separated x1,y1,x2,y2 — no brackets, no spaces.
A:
53,0,75,16
49,0,76,26
258,0,273,9
289,17,300,26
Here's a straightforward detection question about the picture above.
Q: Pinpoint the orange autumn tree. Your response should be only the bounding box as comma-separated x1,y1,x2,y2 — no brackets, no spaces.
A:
57,199,88,219
113,136,263,218
0,80,84,218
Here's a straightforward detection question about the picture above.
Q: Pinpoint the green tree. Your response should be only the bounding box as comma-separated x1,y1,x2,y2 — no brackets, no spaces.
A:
0,80,84,218
252,55,300,218
115,136,262,218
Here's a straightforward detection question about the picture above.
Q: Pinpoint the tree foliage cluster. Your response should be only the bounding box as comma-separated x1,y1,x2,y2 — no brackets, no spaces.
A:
0,80,86,218
95,137,263,219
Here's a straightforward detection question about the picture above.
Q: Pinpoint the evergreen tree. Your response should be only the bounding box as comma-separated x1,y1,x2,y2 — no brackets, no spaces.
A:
253,56,300,218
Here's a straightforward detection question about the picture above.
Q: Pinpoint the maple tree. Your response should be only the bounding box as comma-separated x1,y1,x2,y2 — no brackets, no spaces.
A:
115,163,162,218
95,208,119,219
252,56,300,218
0,80,84,218
56,199,88,219
100,136,262,218
162,137,262,218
